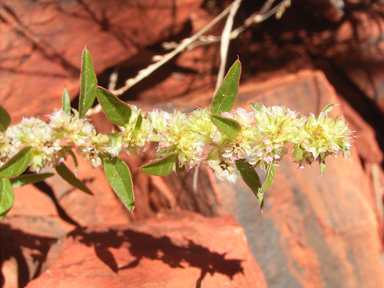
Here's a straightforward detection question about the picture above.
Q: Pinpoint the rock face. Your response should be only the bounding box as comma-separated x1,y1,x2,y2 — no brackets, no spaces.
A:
0,0,203,123
25,211,267,288
135,70,384,287
2,1,384,288
0,155,133,287
211,71,384,288
322,9,384,114
4,70,383,288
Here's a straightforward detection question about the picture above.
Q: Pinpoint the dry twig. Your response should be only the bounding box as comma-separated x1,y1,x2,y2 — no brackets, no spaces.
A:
215,0,242,91
86,0,292,118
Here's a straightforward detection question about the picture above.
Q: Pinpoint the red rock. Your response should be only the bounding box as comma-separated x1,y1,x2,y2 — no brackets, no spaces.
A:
0,0,203,123
2,183,75,239
211,70,384,288
44,153,132,227
25,211,267,288
1,223,57,288
133,70,384,287
0,252,18,288
0,144,131,286
4,65,382,287
363,161,384,240
336,96,383,164
118,6,221,105
0,175,75,286
317,8,384,113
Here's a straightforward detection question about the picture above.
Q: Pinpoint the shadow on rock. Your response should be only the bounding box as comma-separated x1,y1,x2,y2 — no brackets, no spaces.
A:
67,226,244,282
0,224,57,288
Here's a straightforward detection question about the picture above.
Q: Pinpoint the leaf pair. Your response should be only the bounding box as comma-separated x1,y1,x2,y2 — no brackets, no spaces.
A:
235,159,275,209
78,49,136,210
209,61,276,210
78,48,134,127
0,145,88,219
62,48,99,117
210,60,242,140
0,146,51,220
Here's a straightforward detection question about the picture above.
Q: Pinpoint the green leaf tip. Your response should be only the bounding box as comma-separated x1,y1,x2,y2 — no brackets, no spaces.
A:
210,115,241,140
210,59,241,115
133,115,143,135
0,105,11,133
62,88,71,115
259,162,275,194
257,192,264,210
96,86,132,126
321,104,335,116
319,161,325,175
68,150,79,175
79,48,97,118
255,162,276,210
249,102,262,112
0,146,34,178
293,143,304,162
140,152,178,176
10,173,54,187
103,156,135,211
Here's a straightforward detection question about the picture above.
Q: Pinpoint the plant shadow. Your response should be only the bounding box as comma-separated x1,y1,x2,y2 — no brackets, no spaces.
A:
68,226,244,285
0,224,57,288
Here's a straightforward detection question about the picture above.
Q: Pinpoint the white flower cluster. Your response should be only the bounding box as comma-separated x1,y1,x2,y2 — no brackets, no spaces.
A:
0,104,353,183
1,117,62,171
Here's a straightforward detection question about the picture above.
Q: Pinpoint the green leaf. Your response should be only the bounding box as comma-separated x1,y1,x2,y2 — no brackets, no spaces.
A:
321,104,334,116
62,88,71,115
206,148,219,161
0,147,34,178
210,115,241,140
235,159,261,195
260,162,275,194
319,160,325,175
210,60,241,115
68,150,79,175
103,156,134,211
293,143,304,161
133,115,142,135
257,192,264,210
96,86,132,126
10,173,54,187
55,163,93,195
0,178,14,220
250,102,263,112
79,48,97,118
0,105,11,132
140,152,178,176
251,162,275,210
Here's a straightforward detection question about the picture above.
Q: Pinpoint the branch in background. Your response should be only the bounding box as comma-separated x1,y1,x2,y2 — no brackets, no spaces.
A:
215,0,242,91
85,0,292,117
108,65,120,92
85,1,237,117
188,0,291,50
113,2,238,95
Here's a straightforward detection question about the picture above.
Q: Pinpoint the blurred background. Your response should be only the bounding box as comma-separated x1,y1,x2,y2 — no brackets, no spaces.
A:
1,0,384,287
